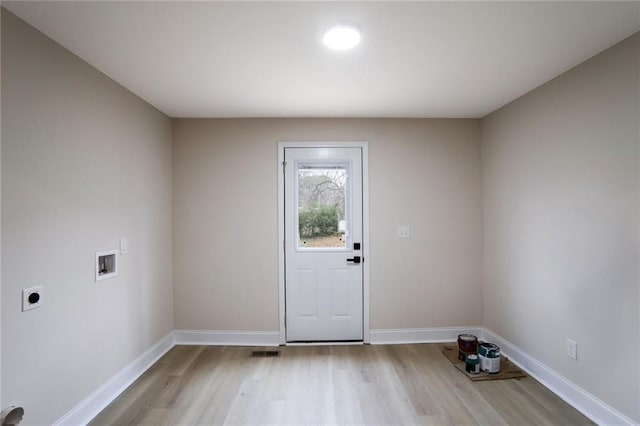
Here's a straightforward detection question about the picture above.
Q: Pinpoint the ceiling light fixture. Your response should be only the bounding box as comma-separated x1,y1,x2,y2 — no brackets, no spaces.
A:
322,25,361,50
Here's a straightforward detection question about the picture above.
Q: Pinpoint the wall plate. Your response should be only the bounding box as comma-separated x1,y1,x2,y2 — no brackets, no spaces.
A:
22,286,44,311
397,225,411,239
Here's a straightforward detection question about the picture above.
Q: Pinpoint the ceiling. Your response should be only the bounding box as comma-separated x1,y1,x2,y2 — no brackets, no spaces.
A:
4,1,639,118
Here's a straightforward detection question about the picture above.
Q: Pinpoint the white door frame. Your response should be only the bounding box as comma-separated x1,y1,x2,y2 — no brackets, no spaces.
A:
278,141,370,344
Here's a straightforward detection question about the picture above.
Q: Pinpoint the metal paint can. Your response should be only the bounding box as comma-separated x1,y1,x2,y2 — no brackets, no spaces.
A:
478,342,501,374
465,354,480,374
457,334,478,361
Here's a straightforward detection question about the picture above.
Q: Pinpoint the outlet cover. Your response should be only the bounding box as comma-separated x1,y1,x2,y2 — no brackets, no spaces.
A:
22,286,44,311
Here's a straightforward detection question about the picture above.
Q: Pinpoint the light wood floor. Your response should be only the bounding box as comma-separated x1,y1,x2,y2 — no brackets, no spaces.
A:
90,344,592,425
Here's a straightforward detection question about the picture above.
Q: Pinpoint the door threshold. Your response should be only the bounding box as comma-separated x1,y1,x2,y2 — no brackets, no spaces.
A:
286,340,364,346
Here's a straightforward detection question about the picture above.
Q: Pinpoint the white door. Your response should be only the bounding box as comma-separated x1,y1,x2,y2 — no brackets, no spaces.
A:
284,147,363,342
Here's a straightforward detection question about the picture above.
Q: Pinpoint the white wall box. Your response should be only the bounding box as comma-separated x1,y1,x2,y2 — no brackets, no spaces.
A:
95,250,118,282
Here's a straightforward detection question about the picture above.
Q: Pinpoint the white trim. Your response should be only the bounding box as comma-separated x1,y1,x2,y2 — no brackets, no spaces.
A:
480,328,637,426
277,142,371,344
361,145,370,343
174,330,280,346
370,327,483,344
54,332,175,426
277,144,286,344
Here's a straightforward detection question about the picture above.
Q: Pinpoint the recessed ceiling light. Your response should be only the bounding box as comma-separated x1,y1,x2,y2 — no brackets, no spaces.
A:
322,25,361,50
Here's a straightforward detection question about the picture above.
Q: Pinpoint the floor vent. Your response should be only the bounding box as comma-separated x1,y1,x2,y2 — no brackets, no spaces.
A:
251,350,281,358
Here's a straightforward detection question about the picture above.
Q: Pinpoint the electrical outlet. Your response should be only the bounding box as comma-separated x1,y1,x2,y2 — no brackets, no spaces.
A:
22,286,44,312
566,338,577,360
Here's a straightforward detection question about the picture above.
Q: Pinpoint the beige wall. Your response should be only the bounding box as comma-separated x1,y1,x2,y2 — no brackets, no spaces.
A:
482,33,640,422
173,118,482,331
1,9,173,425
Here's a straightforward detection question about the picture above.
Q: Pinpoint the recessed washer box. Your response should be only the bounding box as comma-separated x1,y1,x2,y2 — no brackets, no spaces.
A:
96,250,118,282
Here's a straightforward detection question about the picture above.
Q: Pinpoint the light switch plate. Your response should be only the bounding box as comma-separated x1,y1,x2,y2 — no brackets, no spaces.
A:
120,238,128,255
397,225,411,239
566,338,577,360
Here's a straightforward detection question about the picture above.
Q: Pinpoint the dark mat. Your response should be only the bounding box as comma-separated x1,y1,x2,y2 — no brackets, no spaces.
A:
442,344,527,381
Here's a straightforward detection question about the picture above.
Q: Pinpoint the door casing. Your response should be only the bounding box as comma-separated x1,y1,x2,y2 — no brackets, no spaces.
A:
278,142,370,344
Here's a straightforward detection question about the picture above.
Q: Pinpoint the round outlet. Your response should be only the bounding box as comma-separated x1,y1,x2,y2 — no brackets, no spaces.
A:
28,292,40,304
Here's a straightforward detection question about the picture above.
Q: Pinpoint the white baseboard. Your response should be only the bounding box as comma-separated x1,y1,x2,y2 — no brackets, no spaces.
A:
54,331,175,426
174,329,280,346
369,327,483,344
481,328,637,426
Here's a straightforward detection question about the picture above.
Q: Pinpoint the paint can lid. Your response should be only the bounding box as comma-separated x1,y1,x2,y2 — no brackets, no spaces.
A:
458,334,477,342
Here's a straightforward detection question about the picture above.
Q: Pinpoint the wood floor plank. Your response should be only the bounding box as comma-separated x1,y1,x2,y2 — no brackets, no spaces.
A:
401,344,505,426
409,345,508,426
385,345,444,417
474,380,558,426
359,345,418,425
330,346,366,425
90,343,594,426
406,345,479,425
89,362,171,426
164,347,244,425
513,377,592,425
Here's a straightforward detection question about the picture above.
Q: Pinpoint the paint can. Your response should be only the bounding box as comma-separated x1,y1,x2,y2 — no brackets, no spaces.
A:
457,334,478,361
478,342,501,374
465,354,480,374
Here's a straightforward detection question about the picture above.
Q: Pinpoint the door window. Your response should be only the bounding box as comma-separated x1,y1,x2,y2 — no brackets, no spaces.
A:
296,163,349,249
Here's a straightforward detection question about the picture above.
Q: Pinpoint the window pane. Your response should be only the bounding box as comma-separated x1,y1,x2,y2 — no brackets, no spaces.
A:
298,166,347,249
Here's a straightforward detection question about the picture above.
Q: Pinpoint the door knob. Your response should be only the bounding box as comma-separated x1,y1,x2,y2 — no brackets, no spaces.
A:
346,256,361,264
